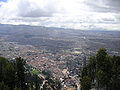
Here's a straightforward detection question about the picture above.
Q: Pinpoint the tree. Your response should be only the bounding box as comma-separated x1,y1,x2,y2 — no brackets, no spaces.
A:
3,62,16,90
95,48,109,89
0,57,8,82
0,57,16,90
0,56,45,90
109,55,120,90
0,82,9,90
81,76,91,90
15,57,26,89
80,48,120,90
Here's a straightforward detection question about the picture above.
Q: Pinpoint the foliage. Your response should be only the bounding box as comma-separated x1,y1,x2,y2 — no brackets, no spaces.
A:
80,48,120,90
0,82,9,90
0,56,62,90
42,77,61,90
81,76,91,90
0,57,43,90
31,68,40,75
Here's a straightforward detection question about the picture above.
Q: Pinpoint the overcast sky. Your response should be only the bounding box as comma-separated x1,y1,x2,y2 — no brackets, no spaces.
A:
0,0,120,30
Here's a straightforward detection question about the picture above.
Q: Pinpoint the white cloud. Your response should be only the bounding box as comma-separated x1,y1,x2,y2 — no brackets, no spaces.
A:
0,0,91,17
0,0,59,17
0,0,120,31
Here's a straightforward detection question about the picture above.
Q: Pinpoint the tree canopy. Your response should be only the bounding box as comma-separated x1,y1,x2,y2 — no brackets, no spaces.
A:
80,48,120,90
0,57,61,90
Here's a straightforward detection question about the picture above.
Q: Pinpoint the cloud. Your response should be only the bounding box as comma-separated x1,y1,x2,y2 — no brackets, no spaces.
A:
84,0,120,13
0,0,83,17
0,0,120,31
18,0,63,17
0,0,62,17
106,0,120,10
0,0,120,17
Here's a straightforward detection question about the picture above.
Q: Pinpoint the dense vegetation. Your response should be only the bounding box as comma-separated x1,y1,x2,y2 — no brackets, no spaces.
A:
80,48,120,90
0,57,61,90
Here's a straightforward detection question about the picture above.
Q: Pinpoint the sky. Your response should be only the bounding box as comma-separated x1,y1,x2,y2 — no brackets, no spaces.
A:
0,0,120,31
